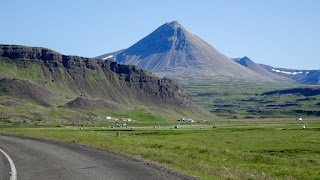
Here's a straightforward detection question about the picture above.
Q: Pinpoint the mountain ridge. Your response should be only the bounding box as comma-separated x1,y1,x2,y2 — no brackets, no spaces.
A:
232,56,292,81
0,44,214,124
233,56,320,85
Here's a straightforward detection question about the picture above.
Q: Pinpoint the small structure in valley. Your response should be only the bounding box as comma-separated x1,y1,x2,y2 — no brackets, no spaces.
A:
177,118,194,122
122,118,132,122
296,118,303,121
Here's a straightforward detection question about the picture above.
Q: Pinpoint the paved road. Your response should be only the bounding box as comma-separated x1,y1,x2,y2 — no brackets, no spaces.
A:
0,133,199,180
0,150,11,180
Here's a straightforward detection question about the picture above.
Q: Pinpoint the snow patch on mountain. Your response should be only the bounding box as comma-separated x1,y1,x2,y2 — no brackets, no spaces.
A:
102,55,113,61
271,69,309,75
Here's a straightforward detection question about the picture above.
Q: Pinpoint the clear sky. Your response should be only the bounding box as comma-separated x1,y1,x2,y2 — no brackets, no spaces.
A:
1,0,319,69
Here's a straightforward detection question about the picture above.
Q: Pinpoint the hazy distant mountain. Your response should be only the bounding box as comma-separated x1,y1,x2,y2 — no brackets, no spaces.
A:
233,56,320,85
261,64,320,85
303,71,320,85
232,56,291,81
97,21,271,85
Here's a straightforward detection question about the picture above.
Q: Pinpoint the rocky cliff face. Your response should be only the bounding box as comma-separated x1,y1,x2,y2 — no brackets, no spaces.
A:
0,45,202,111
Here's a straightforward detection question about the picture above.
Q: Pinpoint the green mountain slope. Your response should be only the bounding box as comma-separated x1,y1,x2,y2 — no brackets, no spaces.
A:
0,45,214,125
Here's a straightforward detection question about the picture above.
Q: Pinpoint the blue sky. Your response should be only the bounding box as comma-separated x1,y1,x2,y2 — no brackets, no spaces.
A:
2,0,319,69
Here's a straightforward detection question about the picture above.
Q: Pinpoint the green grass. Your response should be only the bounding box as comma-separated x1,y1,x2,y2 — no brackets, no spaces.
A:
183,83,320,118
0,98,188,126
0,61,44,83
1,119,320,179
0,60,77,98
85,69,107,85
1,55,320,179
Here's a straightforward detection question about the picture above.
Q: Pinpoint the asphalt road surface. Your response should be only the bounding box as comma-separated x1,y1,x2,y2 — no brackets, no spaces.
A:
0,133,199,180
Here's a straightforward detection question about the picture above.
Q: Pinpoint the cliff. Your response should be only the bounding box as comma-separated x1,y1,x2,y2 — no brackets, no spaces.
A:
0,45,213,124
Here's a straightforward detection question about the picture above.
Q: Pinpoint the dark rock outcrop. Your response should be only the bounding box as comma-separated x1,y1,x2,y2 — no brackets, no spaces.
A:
293,110,320,116
262,87,320,97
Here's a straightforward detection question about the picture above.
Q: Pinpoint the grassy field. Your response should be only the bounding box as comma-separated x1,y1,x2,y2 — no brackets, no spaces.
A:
183,83,320,118
1,118,320,180
0,97,209,126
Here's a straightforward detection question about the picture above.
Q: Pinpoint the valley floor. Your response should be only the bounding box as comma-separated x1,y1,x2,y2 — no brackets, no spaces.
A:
183,83,320,118
1,118,320,180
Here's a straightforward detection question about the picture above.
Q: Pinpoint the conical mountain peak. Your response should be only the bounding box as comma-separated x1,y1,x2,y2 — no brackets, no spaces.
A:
99,22,271,84
234,56,289,81
237,56,252,65
154,21,188,40
115,21,192,57
164,21,183,29
168,20,179,25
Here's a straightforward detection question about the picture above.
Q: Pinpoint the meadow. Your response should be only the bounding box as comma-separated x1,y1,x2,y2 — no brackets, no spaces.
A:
183,83,320,118
1,118,320,180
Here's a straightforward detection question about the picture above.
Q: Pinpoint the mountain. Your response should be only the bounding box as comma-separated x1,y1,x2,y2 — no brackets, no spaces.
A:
260,64,320,85
232,56,292,81
0,45,213,125
97,21,272,85
96,49,125,61
303,71,320,85
233,56,320,85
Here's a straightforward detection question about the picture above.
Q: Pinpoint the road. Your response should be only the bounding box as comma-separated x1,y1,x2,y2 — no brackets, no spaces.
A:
0,133,198,180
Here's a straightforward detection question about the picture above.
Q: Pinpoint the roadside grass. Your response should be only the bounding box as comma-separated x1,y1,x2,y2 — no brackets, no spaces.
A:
1,119,320,180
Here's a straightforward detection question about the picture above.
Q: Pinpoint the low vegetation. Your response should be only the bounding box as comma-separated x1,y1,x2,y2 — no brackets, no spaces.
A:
183,83,320,118
1,118,320,179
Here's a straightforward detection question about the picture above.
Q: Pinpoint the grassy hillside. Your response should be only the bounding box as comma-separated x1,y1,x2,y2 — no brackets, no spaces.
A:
0,45,214,125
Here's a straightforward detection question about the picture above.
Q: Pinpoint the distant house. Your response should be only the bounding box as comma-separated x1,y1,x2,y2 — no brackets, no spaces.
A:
122,118,132,122
111,117,118,121
177,118,194,122
297,118,303,121
177,118,186,121
104,116,112,120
